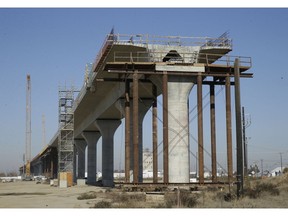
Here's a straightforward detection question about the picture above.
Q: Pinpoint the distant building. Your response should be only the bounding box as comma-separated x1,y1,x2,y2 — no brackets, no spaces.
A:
143,148,153,172
270,167,285,177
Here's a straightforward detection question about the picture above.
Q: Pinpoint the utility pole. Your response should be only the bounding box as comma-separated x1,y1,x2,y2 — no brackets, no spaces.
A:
25,74,31,178
242,107,251,177
261,159,263,177
196,152,198,179
242,107,247,176
280,153,283,174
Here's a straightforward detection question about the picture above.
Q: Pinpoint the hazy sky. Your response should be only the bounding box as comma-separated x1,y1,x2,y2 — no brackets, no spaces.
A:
0,8,288,174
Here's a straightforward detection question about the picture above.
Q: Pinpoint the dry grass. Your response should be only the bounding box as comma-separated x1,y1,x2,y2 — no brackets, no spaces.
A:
197,173,288,208
77,191,97,200
164,190,199,208
83,173,288,208
93,200,112,208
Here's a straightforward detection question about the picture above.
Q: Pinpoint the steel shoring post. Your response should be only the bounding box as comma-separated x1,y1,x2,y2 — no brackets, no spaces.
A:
125,80,130,183
210,84,217,183
197,73,204,184
225,72,233,185
234,58,244,198
152,84,158,183
133,71,139,184
162,72,169,184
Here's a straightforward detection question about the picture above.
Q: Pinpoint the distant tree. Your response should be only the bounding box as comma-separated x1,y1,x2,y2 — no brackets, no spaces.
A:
6,171,18,177
0,172,6,177
248,164,260,175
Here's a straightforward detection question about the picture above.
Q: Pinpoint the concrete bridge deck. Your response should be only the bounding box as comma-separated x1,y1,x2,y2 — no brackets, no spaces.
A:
28,31,252,187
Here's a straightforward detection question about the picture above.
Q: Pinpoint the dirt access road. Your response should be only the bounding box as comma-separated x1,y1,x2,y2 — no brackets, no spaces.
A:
0,180,105,208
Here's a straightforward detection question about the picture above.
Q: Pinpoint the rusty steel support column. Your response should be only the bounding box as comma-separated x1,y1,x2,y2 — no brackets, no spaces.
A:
163,72,169,184
125,80,130,183
234,58,244,198
226,72,233,183
133,71,139,184
210,84,217,183
152,84,158,183
197,73,204,184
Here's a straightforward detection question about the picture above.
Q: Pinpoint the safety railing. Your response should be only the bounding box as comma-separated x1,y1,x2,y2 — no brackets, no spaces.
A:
198,53,252,67
74,33,116,108
73,32,234,109
73,63,93,109
87,32,233,91
92,33,116,73
112,33,232,48
112,51,252,68
201,31,232,49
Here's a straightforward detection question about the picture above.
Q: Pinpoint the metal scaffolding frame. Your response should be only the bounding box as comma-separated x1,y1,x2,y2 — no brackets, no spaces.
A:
58,86,77,173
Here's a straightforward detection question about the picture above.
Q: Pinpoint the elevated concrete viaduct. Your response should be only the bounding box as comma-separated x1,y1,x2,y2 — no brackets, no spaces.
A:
28,31,252,187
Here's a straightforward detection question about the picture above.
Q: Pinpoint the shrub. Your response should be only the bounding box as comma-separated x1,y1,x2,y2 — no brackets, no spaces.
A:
111,192,146,203
105,188,112,193
223,193,236,202
244,182,280,199
93,201,112,208
164,190,198,208
77,191,97,200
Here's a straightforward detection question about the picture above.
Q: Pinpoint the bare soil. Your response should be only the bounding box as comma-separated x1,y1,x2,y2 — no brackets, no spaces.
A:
0,181,108,208
1,174,288,208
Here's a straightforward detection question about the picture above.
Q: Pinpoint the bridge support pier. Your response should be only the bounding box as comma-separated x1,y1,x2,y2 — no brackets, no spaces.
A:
82,131,101,185
95,119,121,187
75,139,87,179
167,76,195,183
151,74,195,183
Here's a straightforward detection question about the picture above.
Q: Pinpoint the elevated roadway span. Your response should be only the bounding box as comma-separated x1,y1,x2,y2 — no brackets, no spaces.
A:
29,31,252,187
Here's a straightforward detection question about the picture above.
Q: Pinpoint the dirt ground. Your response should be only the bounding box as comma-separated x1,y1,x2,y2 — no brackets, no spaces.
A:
0,180,108,208
1,175,288,209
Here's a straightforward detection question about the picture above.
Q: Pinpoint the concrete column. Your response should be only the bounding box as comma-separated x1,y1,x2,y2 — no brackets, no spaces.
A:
167,76,195,183
82,131,101,185
95,119,121,187
73,145,77,182
75,139,87,179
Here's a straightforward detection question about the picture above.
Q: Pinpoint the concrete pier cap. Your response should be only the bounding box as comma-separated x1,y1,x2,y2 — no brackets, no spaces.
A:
95,119,121,187
81,131,101,185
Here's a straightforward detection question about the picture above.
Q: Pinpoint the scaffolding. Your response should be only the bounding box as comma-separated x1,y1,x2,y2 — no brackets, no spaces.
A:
58,86,77,174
